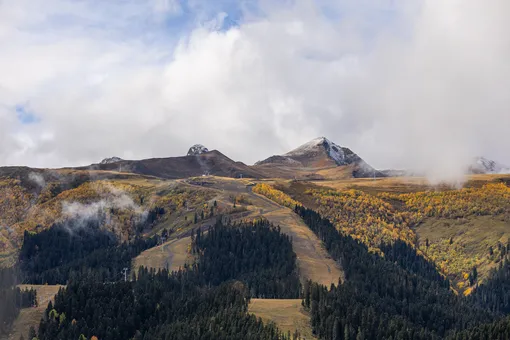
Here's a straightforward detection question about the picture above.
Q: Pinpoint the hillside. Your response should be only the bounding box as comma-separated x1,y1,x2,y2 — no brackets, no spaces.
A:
2,161,510,339
2,173,510,339
0,168,216,266
273,175,510,293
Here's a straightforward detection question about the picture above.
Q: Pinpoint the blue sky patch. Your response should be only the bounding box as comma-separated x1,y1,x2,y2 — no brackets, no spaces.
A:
15,104,40,124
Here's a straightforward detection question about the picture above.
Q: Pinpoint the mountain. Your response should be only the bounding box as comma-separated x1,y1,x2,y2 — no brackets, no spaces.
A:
99,157,123,165
83,149,263,179
469,157,510,174
255,137,384,178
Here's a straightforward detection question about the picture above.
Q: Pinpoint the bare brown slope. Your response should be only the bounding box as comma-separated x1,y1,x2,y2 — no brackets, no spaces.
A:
249,299,315,339
81,150,264,179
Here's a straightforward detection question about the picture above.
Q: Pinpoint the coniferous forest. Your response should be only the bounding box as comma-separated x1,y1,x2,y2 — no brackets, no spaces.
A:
191,221,301,298
18,220,157,284
3,204,510,339
33,219,300,340
295,205,510,340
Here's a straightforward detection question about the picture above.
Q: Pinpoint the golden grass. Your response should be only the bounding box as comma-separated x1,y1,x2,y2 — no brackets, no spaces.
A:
133,236,193,273
312,177,434,194
249,299,315,339
263,208,343,287
312,174,510,195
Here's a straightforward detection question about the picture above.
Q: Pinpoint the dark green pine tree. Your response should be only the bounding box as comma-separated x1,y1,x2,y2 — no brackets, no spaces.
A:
333,318,341,340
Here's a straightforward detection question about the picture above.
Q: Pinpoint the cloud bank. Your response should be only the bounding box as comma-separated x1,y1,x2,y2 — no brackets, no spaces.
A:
0,0,509,180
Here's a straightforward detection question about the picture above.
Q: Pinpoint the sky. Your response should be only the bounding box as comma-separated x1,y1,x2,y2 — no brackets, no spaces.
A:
0,0,509,180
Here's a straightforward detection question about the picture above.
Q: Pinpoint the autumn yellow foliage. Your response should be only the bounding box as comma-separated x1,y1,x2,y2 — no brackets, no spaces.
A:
380,183,510,220
305,188,417,249
376,183,510,290
0,179,33,226
425,238,481,279
252,183,301,209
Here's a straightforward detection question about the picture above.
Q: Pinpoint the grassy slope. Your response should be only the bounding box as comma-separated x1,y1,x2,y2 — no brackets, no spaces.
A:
133,236,193,273
249,299,315,339
3,285,63,340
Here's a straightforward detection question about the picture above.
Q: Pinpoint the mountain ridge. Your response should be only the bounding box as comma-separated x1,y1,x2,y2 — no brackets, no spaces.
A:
3,138,508,180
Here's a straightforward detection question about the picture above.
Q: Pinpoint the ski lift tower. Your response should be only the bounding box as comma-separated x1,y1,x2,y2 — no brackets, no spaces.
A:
122,268,129,282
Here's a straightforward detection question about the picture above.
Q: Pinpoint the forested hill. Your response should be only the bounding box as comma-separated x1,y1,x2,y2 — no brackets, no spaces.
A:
295,205,510,340
32,219,301,340
18,220,157,284
11,201,510,339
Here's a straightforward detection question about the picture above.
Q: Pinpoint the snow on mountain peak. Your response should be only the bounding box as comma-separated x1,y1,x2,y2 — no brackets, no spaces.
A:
285,137,346,165
187,144,209,156
100,157,123,165
471,156,510,174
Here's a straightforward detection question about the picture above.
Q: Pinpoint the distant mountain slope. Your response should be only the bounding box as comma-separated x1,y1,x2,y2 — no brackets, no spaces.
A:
255,137,384,178
85,150,263,179
381,157,509,177
469,157,509,174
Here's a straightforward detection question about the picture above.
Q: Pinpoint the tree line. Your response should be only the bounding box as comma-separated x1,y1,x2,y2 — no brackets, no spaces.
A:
32,219,301,340
0,267,37,337
19,219,157,284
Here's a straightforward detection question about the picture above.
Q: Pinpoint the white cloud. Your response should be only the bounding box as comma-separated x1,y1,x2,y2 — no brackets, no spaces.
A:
28,172,46,188
153,0,183,16
0,0,509,182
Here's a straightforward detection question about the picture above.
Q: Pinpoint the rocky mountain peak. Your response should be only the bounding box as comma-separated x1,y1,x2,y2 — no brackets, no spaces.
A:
284,137,353,166
187,144,209,156
470,157,509,174
99,157,123,165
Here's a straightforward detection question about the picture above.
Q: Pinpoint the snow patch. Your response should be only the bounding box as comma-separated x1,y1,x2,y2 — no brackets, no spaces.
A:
100,157,123,165
285,137,346,165
187,144,209,156
472,157,510,174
